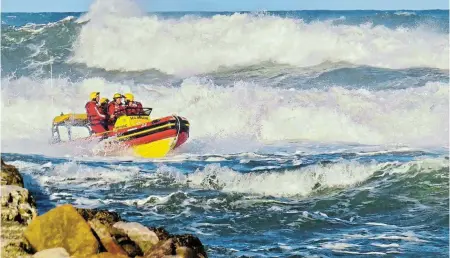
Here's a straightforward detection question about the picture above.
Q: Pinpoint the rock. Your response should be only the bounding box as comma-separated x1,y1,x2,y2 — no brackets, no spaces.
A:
148,227,171,241
75,208,129,255
0,161,208,257
88,219,127,256
113,221,159,253
1,221,32,258
24,204,99,256
76,208,122,228
33,247,70,258
176,246,194,258
85,252,129,258
1,160,36,257
1,159,24,187
143,238,174,258
1,185,37,224
172,234,207,258
112,233,142,257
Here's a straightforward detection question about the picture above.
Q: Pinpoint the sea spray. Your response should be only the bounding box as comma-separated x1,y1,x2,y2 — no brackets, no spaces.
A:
71,0,448,74
1,77,448,155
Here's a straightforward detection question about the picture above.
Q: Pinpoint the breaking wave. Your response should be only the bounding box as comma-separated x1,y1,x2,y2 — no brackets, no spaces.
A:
10,156,448,198
69,0,449,75
168,157,448,197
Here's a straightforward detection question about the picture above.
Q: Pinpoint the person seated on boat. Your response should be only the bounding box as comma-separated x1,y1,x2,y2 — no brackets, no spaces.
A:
99,97,110,125
107,93,125,129
85,92,107,134
124,93,143,115
99,98,109,115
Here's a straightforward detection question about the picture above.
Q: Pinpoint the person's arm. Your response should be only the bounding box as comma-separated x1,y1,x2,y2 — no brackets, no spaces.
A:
136,102,143,114
85,103,91,118
94,105,106,119
108,104,115,119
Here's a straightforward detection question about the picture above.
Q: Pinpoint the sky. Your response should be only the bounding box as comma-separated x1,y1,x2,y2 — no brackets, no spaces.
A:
2,0,449,12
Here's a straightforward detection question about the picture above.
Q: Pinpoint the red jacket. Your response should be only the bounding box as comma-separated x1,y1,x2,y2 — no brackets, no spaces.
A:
99,103,108,116
85,101,106,126
125,101,143,115
108,102,125,121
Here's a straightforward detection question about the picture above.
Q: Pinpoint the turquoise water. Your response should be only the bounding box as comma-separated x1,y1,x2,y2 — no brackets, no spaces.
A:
1,3,449,257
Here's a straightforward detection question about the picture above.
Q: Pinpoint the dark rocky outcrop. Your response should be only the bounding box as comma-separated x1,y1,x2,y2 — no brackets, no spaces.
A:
172,234,207,258
76,207,122,228
1,159,24,187
148,227,171,241
112,233,142,257
1,159,208,258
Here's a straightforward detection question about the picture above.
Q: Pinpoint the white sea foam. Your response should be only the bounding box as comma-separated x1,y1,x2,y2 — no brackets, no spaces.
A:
157,157,448,197
321,242,359,250
1,77,447,156
371,243,400,248
168,161,381,197
394,11,416,16
70,0,448,75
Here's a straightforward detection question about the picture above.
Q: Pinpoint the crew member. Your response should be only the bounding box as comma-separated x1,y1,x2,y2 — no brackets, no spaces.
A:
124,93,143,115
99,98,109,115
107,93,125,130
85,92,107,133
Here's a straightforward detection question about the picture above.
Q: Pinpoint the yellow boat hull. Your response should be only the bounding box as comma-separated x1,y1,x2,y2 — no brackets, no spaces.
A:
131,137,177,158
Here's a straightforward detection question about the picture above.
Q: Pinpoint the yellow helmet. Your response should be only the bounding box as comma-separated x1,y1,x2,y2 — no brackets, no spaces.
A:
113,93,122,99
89,92,99,100
100,98,109,104
124,93,134,102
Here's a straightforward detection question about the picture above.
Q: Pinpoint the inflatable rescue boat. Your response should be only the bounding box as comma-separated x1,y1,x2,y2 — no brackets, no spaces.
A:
51,108,189,158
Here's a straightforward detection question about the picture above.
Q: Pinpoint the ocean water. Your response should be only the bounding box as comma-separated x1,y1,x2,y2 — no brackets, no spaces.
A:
1,0,449,257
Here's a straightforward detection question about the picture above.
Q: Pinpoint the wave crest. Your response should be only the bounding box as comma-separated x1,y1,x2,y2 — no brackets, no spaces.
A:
165,158,448,197
70,0,449,74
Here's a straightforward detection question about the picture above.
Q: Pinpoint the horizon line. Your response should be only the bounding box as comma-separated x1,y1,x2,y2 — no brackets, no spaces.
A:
2,8,449,13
